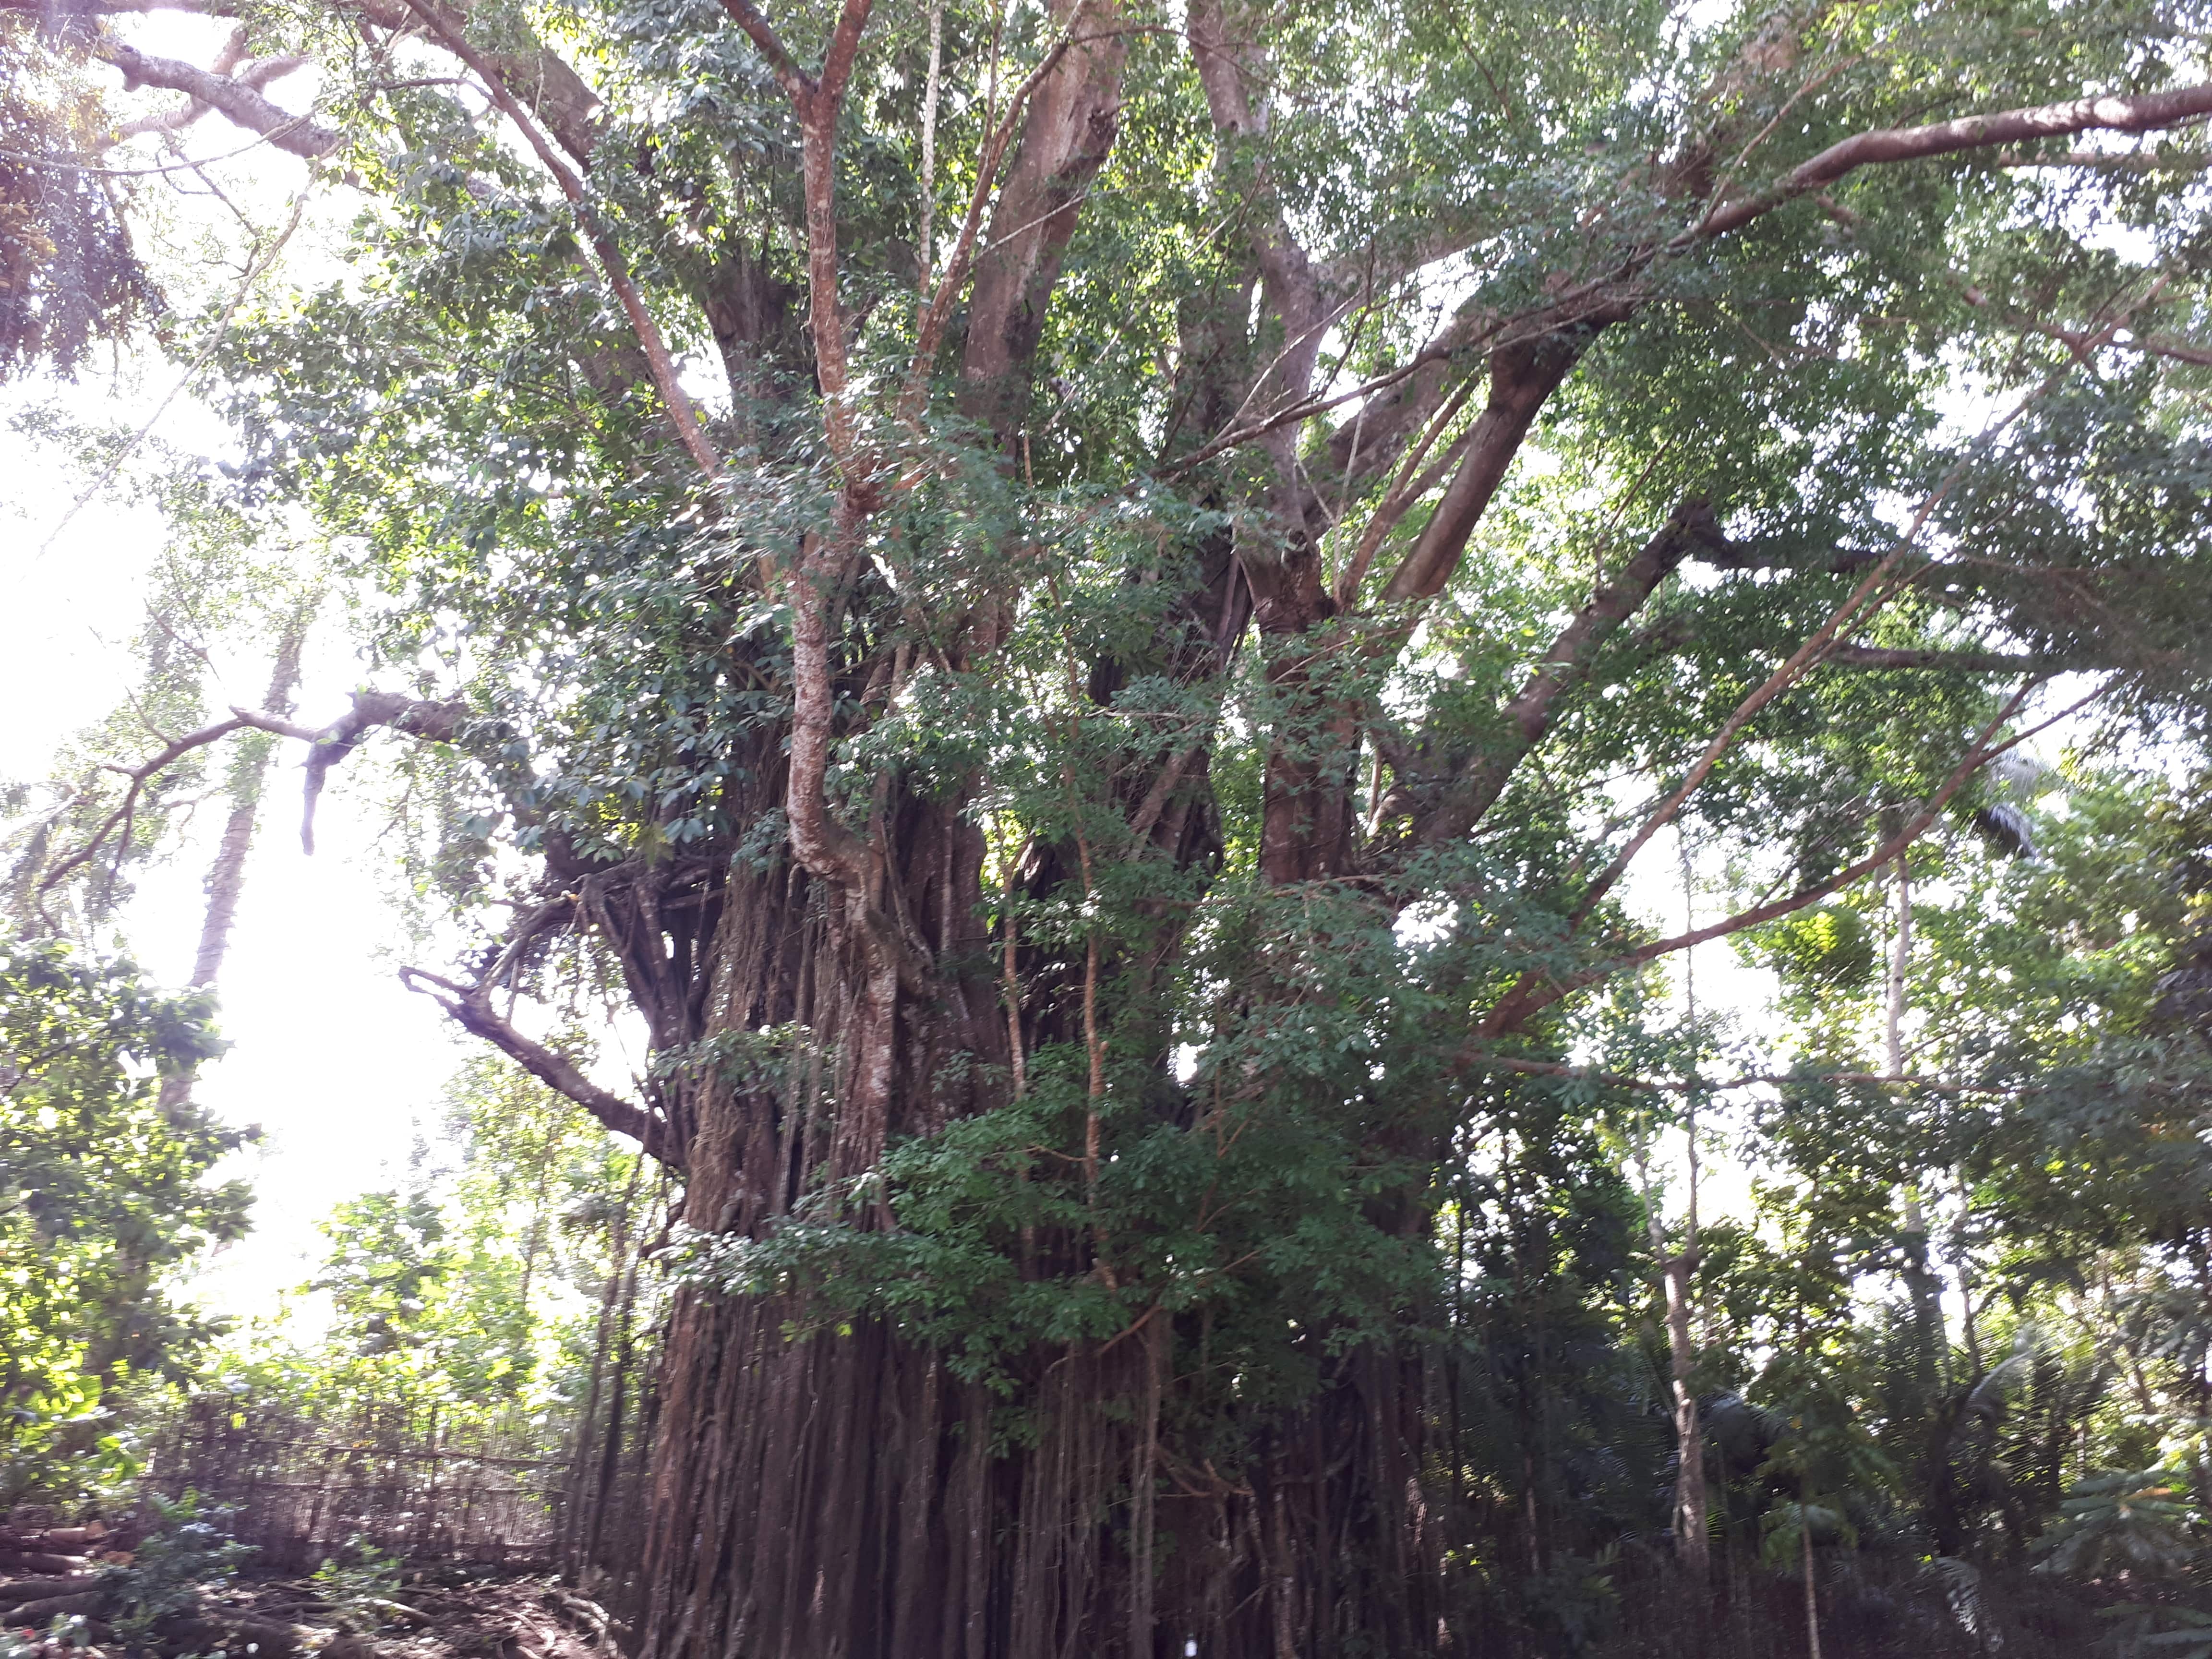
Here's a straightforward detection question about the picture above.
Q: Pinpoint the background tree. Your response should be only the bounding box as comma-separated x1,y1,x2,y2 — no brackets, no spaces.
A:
0,938,240,1504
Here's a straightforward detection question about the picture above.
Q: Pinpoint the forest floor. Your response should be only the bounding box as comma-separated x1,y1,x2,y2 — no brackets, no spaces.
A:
5,1567,621,1659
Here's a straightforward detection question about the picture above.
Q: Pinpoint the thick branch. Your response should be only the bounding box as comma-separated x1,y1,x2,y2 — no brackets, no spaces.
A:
1383,504,1701,849
402,0,719,476
474,40,601,164
117,52,305,142
711,0,877,465
930,0,1121,430
905,8,1092,417
817,0,875,103
92,37,339,157
333,0,604,160
295,689,469,852
1187,0,1326,491
400,968,681,1165
1379,322,1621,603
779,0,879,474
1691,82,2212,243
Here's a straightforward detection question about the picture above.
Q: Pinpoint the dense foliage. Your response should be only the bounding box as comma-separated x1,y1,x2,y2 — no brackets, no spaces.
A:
0,939,240,1505
0,14,158,381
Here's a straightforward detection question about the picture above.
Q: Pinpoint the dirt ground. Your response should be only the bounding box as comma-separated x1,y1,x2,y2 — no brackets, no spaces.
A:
7,1570,624,1659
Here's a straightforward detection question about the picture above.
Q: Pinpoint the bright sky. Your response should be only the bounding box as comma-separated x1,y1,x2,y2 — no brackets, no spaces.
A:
0,17,492,1318
5,377,469,1318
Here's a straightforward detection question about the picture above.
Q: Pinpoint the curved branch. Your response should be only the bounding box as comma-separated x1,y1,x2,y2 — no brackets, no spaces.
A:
400,968,682,1166
91,37,339,158
36,714,252,904
1689,82,2212,244
116,52,306,142
294,689,469,852
401,0,718,476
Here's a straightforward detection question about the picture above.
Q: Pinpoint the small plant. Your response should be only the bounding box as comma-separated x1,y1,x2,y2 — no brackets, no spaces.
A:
2098,1602,2212,1658
108,1493,254,1645
2035,1469,2201,1580
308,1538,404,1634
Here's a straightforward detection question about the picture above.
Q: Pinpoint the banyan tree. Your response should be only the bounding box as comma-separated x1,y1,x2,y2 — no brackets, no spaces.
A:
19,0,2212,1649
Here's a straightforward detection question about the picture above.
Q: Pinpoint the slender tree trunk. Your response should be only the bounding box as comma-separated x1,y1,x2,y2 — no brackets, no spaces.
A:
82,610,313,1389
1664,1243,1708,1583
1672,855,1710,1587
1636,1113,1707,1584
1802,1509,1821,1659
200,611,312,984
1885,851,1911,1077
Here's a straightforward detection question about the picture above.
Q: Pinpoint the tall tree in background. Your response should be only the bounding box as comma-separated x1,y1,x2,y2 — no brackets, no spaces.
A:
18,0,2212,1650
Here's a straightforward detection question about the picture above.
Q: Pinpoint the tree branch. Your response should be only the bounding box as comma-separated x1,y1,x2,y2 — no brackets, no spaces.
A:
714,0,810,97
1483,678,2111,1036
1186,0,1326,493
1332,77,2212,560
1378,317,1626,603
116,51,305,142
1466,1054,1978,1096
772,0,878,475
1950,276,2212,369
909,0,1109,426
292,689,469,853
1688,82,2212,244
91,36,339,158
36,715,252,905
780,538,873,891
399,968,682,1165
1380,503,1703,850
401,0,719,476
1826,643,2037,673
